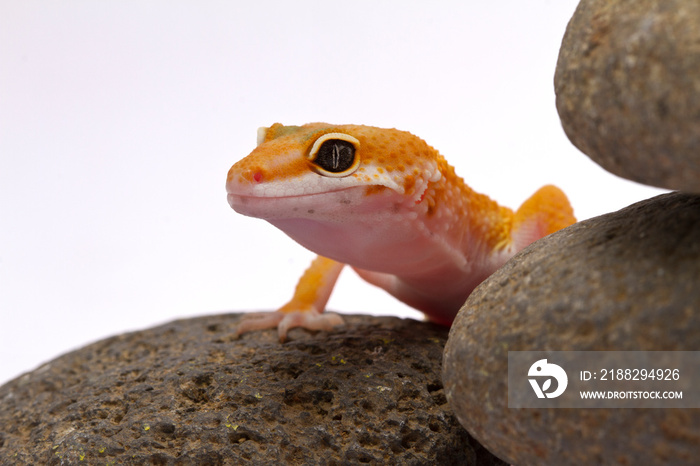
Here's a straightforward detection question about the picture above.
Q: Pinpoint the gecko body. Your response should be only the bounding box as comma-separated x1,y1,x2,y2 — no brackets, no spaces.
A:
227,123,575,340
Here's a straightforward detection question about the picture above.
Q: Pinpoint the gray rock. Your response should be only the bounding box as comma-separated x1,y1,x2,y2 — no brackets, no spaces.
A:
0,313,505,465
555,0,700,192
443,192,700,465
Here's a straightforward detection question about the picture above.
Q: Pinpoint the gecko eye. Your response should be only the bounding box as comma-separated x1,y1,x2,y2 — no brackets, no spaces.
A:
307,133,361,177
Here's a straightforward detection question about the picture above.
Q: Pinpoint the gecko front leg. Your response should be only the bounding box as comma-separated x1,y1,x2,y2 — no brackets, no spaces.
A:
235,256,345,342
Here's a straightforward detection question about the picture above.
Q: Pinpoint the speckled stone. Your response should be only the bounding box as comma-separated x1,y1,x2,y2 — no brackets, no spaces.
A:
555,0,700,192
0,313,505,465
444,192,700,466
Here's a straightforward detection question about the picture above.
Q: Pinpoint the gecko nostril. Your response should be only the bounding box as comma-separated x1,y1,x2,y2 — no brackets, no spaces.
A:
252,171,263,183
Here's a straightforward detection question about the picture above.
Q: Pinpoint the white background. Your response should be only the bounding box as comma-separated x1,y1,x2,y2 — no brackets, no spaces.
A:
0,1,665,386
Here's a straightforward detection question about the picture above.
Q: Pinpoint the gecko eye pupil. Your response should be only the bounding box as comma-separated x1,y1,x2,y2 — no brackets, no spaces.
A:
315,140,355,173
307,133,361,177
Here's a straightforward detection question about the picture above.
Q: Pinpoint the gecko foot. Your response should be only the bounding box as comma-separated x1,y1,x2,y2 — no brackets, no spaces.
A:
235,310,344,342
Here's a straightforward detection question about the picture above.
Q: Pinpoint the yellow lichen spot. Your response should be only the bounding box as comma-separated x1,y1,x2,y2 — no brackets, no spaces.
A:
365,373,373,378
99,447,106,454
428,337,442,344
254,392,263,399
79,454,85,461
380,337,394,345
316,363,323,368
143,424,150,431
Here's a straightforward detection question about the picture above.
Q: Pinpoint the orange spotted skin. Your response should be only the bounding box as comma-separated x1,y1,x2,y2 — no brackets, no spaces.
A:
230,123,442,188
227,123,576,334
228,124,514,251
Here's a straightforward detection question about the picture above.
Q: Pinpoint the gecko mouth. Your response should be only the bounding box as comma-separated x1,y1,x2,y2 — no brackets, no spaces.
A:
226,187,367,220
227,186,355,206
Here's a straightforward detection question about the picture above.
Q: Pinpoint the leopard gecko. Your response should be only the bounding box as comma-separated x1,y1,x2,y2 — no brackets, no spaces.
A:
226,123,575,341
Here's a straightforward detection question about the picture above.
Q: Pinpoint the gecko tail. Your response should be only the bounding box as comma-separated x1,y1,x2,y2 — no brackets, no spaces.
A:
511,185,576,251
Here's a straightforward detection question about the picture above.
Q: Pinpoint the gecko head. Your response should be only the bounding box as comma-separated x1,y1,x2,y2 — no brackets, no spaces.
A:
226,123,443,222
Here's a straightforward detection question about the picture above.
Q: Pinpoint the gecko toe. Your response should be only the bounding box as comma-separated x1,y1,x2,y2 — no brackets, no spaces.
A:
277,311,345,341
234,312,285,338
235,310,345,342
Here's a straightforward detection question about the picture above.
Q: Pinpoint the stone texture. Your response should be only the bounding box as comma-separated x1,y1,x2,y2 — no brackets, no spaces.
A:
444,192,700,465
0,313,505,465
555,0,700,192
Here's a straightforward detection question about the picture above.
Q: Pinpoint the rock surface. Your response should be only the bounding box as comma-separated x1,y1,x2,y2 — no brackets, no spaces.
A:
444,192,700,465
0,313,505,465
555,0,700,192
